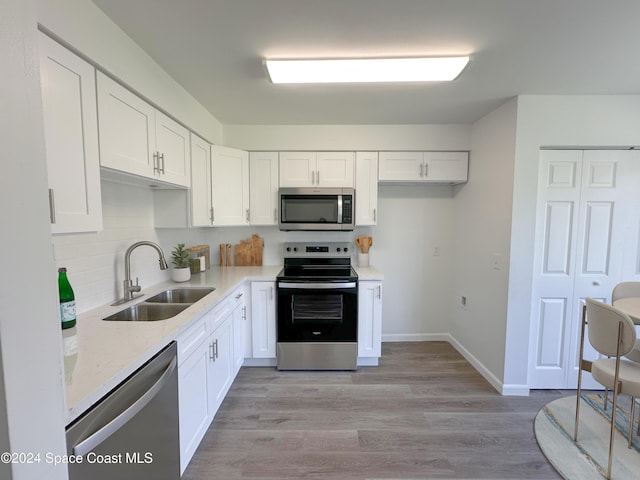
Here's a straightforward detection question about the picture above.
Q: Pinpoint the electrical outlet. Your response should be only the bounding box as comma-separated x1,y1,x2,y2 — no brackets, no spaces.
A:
433,246,440,256
460,295,468,310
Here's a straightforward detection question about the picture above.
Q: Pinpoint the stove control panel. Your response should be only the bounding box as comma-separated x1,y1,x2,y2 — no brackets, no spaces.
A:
283,242,352,258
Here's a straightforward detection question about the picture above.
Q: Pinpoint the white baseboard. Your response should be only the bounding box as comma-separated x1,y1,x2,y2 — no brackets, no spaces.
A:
382,333,450,342
383,333,529,396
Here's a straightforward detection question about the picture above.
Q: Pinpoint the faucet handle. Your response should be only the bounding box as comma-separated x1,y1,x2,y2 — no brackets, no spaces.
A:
130,277,142,293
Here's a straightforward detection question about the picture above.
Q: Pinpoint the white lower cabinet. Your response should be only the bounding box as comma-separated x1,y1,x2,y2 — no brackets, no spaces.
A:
177,294,238,474
358,281,383,360
250,281,276,358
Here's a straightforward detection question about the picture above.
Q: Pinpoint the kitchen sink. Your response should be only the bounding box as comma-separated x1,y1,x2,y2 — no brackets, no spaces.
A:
103,303,191,322
145,287,215,304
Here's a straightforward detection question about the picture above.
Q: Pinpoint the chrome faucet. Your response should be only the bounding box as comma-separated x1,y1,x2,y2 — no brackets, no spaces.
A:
112,241,168,305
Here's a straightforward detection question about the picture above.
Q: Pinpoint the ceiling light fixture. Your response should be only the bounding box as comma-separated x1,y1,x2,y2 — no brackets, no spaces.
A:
264,56,470,84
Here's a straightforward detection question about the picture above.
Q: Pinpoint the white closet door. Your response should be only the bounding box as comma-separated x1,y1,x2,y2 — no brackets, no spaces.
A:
529,150,583,389
529,150,638,389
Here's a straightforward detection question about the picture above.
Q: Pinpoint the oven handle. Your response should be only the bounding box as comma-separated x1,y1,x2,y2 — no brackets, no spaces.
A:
278,282,357,289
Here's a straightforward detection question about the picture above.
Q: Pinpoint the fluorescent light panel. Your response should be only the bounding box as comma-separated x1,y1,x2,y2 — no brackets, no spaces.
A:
265,56,469,84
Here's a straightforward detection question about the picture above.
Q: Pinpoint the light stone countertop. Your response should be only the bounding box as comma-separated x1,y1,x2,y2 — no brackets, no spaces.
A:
62,264,383,424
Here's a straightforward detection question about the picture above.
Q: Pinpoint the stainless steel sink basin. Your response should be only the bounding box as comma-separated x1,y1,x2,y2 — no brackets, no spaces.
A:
145,287,215,304
103,303,190,322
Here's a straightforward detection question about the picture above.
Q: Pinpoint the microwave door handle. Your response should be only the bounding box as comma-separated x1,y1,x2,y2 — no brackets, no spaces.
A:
337,195,343,223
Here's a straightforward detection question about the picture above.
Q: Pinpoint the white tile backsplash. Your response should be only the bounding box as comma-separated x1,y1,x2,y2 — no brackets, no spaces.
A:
52,181,169,313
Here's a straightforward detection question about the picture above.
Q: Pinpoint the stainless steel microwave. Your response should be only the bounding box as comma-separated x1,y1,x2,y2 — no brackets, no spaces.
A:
279,188,355,231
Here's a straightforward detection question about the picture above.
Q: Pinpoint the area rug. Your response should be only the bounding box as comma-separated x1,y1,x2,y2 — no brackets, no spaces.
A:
534,393,640,479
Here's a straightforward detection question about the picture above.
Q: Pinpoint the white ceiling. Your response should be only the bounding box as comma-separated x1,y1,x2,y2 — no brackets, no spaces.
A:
91,0,640,125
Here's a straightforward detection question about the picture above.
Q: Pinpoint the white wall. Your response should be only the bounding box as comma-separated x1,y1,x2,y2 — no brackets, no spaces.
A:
222,124,470,338
1,1,68,478
450,99,518,390
36,0,223,144
224,124,470,151
505,95,640,392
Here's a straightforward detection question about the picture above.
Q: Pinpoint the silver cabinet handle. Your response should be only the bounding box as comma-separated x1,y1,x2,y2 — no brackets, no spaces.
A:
211,207,215,223
270,286,274,300
242,305,247,320
419,164,424,177
373,208,376,222
73,356,177,456
377,285,382,299
214,339,219,359
159,153,165,174
593,281,601,286
209,342,215,361
153,152,159,174
424,162,428,177
235,293,243,300
210,207,214,223
316,170,320,185
48,188,56,224
246,208,250,222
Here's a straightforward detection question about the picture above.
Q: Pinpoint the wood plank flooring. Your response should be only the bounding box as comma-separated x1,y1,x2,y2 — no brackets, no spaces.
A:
182,342,566,479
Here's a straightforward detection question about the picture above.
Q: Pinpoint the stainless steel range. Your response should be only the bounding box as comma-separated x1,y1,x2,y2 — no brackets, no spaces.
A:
276,242,358,370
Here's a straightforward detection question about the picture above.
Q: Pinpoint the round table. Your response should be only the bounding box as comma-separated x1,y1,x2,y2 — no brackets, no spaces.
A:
613,297,640,324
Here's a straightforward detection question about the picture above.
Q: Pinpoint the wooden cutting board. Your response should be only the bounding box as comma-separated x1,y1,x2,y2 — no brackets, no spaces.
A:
233,234,264,266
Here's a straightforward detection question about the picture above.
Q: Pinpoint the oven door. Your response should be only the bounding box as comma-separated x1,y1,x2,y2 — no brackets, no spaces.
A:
277,281,358,342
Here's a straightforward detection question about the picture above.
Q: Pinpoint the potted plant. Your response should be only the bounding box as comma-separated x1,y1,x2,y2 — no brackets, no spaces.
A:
171,243,191,282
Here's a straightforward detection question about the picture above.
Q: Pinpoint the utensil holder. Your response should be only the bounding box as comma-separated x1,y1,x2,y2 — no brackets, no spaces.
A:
358,253,369,268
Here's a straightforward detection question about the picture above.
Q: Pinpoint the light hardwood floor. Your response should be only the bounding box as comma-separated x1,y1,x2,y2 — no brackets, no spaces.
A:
182,342,565,479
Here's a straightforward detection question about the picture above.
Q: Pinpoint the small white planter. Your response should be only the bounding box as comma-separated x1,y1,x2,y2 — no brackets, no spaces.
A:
172,267,191,283
358,253,370,268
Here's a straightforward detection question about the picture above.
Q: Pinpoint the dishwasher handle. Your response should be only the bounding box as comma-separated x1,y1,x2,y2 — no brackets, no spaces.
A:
73,355,177,456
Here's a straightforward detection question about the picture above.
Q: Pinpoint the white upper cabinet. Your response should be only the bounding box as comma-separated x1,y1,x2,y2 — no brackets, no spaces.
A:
355,152,379,226
249,152,279,225
316,152,355,187
97,72,190,187
155,110,191,186
190,134,213,227
279,151,354,187
211,145,249,226
38,33,103,233
423,152,469,183
379,151,468,184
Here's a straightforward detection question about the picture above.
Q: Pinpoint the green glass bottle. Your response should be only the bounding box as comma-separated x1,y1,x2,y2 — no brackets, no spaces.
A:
58,267,76,329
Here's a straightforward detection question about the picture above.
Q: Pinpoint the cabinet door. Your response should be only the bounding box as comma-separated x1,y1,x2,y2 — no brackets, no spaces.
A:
190,134,213,226
249,152,279,225
423,151,468,183
209,320,233,414
155,111,190,187
250,282,276,358
279,152,316,187
358,281,382,358
97,72,156,178
316,152,355,187
211,145,250,226
355,152,378,225
231,289,247,376
178,344,212,474
378,152,423,181
39,33,103,233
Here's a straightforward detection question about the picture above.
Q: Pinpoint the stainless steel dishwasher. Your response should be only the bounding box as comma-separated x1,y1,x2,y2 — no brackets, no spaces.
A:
66,342,179,480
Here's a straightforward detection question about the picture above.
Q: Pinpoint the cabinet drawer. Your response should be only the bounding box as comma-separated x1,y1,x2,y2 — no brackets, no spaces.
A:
209,298,231,330
176,315,208,365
